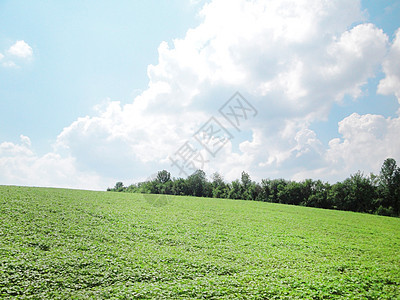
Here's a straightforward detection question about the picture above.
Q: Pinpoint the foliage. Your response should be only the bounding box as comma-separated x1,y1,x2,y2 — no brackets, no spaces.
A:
109,158,400,217
1,186,400,298
156,170,171,184
378,158,400,215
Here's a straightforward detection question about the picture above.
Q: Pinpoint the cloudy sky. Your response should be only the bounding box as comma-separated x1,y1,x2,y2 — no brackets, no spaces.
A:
1,0,400,190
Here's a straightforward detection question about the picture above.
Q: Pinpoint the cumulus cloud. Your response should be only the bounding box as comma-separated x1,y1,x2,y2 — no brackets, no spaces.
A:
1,0,399,188
1,40,33,68
2,61,17,68
320,23,388,100
54,0,396,184
293,112,400,181
0,135,105,190
7,40,33,58
378,28,400,103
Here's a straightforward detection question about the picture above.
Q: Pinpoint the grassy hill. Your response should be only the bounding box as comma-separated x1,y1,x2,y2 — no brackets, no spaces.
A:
1,186,399,299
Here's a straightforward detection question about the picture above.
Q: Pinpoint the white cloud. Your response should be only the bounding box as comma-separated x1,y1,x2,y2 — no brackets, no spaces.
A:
1,0,398,188
2,61,17,68
292,111,400,182
19,135,31,147
328,113,400,169
378,28,400,103
0,136,34,158
0,135,106,190
320,23,388,100
7,40,33,58
1,40,33,68
296,113,400,181
53,0,395,184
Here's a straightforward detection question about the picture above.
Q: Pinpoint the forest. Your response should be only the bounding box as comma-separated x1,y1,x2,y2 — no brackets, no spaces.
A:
108,158,400,217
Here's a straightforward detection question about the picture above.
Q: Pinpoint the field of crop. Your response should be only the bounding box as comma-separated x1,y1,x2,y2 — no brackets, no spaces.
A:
1,186,400,299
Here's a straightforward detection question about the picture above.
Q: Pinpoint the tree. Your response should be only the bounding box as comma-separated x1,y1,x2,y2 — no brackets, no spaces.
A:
249,183,262,201
160,180,173,195
305,180,332,209
300,179,314,205
334,172,375,213
156,170,171,184
378,158,400,215
241,171,251,189
106,158,400,217
211,172,224,187
228,180,242,199
260,179,271,202
187,170,207,197
328,182,348,210
278,181,303,205
114,182,125,192
172,178,188,196
211,172,227,198
267,179,288,203
126,184,139,193
380,158,398,187
146,180,159,194
204,181,213,198
240,171,253,200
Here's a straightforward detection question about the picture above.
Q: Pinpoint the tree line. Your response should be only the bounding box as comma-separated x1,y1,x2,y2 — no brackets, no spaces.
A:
108,158,400,217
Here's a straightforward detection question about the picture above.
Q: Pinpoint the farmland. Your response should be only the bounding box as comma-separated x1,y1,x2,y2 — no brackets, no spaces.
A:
1,186,400,298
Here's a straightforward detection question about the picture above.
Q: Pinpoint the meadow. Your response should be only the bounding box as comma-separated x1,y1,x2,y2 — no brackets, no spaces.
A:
1,185,399,299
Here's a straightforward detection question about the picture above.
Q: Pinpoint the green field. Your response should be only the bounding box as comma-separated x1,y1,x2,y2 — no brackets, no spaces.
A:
1,186,400,299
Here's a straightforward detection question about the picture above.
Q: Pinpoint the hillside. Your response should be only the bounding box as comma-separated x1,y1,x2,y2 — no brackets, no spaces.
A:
1,186,399,298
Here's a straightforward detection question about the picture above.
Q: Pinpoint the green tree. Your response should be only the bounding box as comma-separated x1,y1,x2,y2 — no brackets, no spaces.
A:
268,179,288,203
204,181,213,198
239,171,251,200
211,172,224,186
172,178,188,196
125,184,139,193
334,172,375,212
211,172,227,198
328,182,348,210
378,158,400,215
114,182,125,192
260,179,272,202
160,181,173,195
228,180,242,199
305,180,332,209
278,181,303,205
241,171,251,189
156,170,171,184
187,170,207,197
248,183,262,201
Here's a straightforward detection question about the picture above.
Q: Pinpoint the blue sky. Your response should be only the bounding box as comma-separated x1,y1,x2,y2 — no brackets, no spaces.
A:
1,0,400,189
0,0,200,150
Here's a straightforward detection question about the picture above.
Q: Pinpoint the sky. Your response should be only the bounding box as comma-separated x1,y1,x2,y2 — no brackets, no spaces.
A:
0,0,400,190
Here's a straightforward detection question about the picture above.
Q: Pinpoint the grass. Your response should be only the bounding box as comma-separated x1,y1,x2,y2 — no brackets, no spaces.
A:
1,185,400,299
